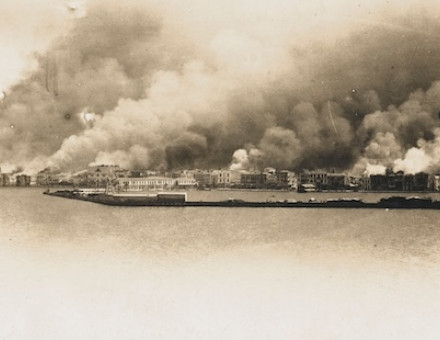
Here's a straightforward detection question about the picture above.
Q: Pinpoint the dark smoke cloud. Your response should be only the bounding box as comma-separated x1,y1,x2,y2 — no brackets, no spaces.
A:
0,2,191,172
354,81,440,175
258,127,302,169
3,1,440,175
165,132,208,169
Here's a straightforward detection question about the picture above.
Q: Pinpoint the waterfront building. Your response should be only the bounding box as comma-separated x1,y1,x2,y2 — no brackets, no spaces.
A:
299,170,328,189
216,170,231,187
240,171,267,189
229,170,243,186
72,170,89,187
430,174,440,191
371,170,404,191
326,172,348,190
264,168,278,186
211,169,242,188
36,168,62,186
370,170,429,191
87,165,119,187
175,177,197,189
118,177,177,191
128,170,144,178
0,173,10,186
299,170,348,191
359,176,371,191
191,170,214,188
16,174,31,187
8,175,16,186
30,175,37,186
413,172,429,191
276,170,297,190
403,173,429,191
171,170,194,178
115,169,130,178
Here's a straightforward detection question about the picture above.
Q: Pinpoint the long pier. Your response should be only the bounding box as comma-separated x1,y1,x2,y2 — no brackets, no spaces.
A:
44,190,440,209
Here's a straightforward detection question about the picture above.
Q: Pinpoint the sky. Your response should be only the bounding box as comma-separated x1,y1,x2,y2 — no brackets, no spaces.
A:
2,0,440,175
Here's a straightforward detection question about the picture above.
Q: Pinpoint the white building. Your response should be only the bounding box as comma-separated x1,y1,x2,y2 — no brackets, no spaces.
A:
118,177,177,191
175,177,197,188
430,174,440,191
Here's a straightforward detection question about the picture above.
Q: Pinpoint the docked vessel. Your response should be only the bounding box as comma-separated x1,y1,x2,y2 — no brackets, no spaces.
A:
44,190,440,209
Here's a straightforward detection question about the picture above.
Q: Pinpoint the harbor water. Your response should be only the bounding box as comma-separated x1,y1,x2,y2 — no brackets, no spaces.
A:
1,188,440,339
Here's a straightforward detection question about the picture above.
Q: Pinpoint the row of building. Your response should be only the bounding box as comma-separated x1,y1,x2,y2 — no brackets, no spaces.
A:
1,164,439,192
368,170,431,192
0,173,32,186
297,169,434,192
190,168,296,190
26,166,298,191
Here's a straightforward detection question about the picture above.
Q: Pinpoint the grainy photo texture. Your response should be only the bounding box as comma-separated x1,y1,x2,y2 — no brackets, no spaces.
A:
1,0,440,339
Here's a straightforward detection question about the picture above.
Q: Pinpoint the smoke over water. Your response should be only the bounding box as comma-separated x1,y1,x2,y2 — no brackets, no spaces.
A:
3,0,440,175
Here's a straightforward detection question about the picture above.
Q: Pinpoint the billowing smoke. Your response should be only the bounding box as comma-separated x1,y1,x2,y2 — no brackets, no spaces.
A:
3,0,440,175
353,80,440,175
392,128,440,174
230,127,303,170
230,147,263,171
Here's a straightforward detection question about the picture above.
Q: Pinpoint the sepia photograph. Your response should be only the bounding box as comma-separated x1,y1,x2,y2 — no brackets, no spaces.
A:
1,0,440,338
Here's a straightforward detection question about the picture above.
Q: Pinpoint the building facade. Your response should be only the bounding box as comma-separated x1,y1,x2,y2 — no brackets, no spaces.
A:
240,172,267,189
299,170,347,191
276,170,297,190
430,174,440,191
36,168,62,186
175,177,197,189
211,170,242,187
370,170,429,191
117,177,177,191
0,173,10,186
192,170,214,188
16,174,31,187
87,165,120,187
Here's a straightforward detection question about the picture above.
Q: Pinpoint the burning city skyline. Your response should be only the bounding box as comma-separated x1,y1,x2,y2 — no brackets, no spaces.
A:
2,0,440,176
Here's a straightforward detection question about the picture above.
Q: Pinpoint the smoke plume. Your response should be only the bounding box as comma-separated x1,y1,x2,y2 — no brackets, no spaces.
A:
3,0,440,175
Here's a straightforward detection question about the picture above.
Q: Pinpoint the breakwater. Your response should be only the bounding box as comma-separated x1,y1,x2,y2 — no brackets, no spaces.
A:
44,190,440,209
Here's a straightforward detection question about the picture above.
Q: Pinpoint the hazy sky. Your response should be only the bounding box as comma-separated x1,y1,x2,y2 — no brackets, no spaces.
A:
0,0,428,90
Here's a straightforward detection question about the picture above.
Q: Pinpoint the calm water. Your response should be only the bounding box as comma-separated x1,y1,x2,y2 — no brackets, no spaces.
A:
1,188,440,339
